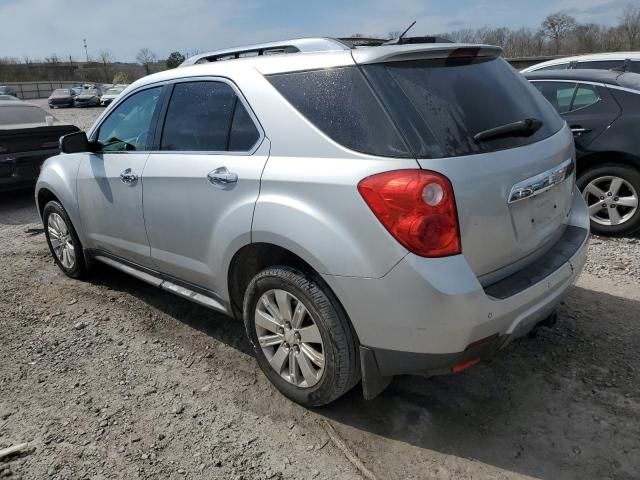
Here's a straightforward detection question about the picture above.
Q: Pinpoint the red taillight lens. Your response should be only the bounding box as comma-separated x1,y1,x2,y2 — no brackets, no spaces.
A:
358,170,461,257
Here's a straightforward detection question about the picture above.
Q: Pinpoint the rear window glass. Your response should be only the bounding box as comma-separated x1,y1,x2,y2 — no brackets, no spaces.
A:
532,82,577,113
536,63,570,71
0,105,52,126
362,56,564,158
267,67,410,157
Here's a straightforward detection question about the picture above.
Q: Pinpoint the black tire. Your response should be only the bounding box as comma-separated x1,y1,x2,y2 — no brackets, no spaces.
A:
43,200,88,279
577,164,640,236
243,266,360,407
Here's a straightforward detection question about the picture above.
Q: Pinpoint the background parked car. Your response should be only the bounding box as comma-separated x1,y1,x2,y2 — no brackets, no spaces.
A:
74,88,103,108
0,86,17,97
0,100,79,191
522,52,640,73
525,69,640,235
48,88,77,108
0,95,20,101
100,86,125,106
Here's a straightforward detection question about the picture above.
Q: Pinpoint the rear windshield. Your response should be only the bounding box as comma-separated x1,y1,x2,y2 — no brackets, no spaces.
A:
362,56,564,158
0,105,51,126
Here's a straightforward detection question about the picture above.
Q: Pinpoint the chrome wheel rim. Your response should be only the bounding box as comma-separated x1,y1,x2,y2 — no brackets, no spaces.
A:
582,176,638,227
47,212,76,269
255,289,325,388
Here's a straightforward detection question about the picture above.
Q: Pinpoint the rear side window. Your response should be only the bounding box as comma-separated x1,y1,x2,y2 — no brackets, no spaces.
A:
572,85,600,110
267,68,410,157
532,82,577,113
362,57,564,158
161,81,260,152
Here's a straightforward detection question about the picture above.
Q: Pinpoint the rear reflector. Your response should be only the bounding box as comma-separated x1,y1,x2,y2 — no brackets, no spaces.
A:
358,170,461,257
452,358,480,374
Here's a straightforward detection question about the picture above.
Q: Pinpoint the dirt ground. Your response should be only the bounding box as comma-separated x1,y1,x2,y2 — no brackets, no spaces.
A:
1,102,639,480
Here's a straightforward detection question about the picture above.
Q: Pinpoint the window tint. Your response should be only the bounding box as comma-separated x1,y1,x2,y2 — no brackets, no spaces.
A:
161,81,259,152
628,61,640,74
267,67,410,158
572,84,600,110
575,60,624,70
536,63,570,71
362,57,564,158
97,87,162,152
0,105,52,126
532,82,577,114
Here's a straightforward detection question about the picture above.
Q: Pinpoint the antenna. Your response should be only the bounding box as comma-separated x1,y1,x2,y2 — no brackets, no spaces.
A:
384,21,417,45
398,21,416,40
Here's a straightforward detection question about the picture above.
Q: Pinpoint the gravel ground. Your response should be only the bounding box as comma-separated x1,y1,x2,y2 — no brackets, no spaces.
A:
1,104,639,480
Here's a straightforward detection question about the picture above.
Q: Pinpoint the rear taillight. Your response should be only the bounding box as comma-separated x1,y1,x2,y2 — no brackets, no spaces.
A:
358,170,461,257
0,144,7,154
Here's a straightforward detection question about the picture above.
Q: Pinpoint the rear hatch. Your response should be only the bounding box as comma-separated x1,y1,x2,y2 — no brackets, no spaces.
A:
354,46,574,279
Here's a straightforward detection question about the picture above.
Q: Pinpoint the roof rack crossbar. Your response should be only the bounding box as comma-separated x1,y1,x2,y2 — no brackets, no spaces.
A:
180,38,351,67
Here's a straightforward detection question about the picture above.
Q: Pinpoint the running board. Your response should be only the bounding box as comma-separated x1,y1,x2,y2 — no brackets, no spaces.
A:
93,255,229,314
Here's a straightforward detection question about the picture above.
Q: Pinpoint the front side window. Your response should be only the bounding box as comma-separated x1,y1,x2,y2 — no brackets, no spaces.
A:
532,82,577,114
97,87,162,152
160,81,260,152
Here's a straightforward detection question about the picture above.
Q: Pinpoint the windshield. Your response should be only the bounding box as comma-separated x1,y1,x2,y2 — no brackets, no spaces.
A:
53,89,70,95
0,105,54,126
82,89,99,96
105,88,123,95
362,56,564,158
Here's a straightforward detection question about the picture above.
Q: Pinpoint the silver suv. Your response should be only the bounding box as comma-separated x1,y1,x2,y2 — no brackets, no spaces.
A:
36,38,589,406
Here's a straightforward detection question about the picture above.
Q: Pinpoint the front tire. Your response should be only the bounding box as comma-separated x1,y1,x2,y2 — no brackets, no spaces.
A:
243,266,359,407
577,164,640,236
43,200,87,279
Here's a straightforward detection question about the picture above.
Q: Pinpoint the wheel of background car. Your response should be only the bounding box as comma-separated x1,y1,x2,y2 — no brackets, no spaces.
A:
243,266,360,407
577,164,640,236
43,200,88,279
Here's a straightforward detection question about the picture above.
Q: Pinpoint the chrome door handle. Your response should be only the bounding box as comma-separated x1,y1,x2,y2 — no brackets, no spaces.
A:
207,167,238,187
571,127,591,136
120,168,138,185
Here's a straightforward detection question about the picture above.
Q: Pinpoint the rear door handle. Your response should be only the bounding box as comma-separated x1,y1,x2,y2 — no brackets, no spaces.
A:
120,168,138,185
570,126,591,136
207,167,238,187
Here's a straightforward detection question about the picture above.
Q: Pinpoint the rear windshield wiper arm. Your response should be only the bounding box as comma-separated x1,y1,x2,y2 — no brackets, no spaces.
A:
473,118,543,143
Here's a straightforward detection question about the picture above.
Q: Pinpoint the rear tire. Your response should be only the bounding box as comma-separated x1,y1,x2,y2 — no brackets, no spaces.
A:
577,164,640,236
243,266,359,407
43,200,88,279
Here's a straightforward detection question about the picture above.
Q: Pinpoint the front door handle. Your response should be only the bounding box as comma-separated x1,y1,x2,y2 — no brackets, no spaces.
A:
120,168,138,185
207,167,238,187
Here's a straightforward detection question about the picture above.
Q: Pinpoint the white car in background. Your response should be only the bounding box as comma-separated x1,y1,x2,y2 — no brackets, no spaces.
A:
521,52,640,73
100,86,126,106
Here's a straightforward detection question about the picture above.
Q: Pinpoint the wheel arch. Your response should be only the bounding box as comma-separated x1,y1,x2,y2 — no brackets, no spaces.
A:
577,151,640,177
227,242,360,341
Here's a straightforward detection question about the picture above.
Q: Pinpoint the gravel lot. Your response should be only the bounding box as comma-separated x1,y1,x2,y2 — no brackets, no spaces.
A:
1,102,639,479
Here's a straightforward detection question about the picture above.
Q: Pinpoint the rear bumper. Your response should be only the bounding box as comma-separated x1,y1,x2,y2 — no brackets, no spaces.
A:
323,187,589,392
0,149,59,191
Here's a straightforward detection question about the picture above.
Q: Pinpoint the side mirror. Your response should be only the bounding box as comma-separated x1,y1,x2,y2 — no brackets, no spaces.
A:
60,131,100,153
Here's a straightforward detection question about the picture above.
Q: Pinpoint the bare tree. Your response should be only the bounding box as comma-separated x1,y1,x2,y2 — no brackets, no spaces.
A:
136,48,158,75
99,50,114,81
541,12,577,54
619,4,640,49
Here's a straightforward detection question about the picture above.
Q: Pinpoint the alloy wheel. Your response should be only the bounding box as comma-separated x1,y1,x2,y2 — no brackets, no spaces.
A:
254,289,325,388
582,176,639,227
47,212,76,269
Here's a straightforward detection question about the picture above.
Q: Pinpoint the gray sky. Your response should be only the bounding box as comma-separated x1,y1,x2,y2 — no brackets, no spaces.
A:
0,0,636,62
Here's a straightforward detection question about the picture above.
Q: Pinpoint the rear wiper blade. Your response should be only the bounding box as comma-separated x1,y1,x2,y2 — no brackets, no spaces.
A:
473,118,543,143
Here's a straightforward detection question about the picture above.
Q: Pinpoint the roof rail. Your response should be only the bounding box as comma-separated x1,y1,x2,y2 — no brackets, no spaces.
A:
180,38,351,67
